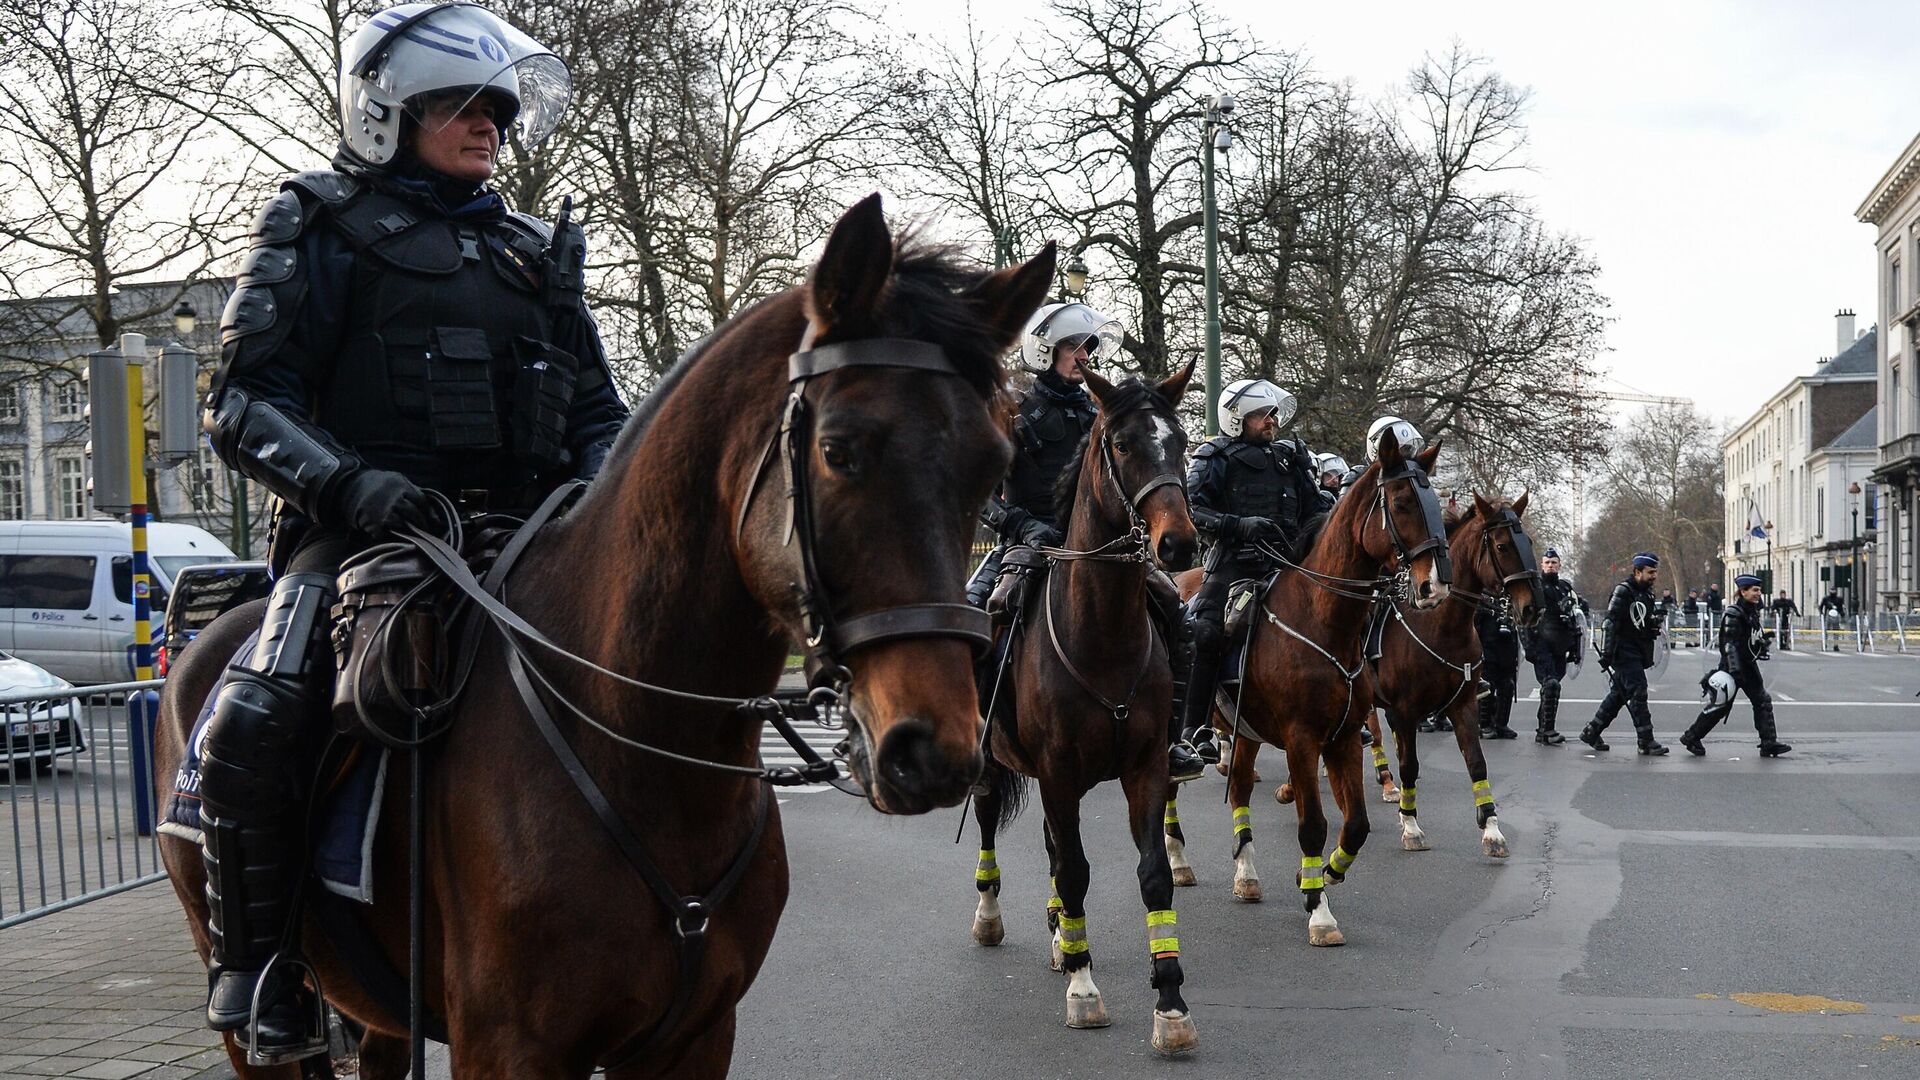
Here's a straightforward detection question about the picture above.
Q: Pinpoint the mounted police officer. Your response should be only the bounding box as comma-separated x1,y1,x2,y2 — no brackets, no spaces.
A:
1582,552,1669,755
194,3,627,1060
1523,548,1586,744
1682,574,1791,757
965,304,1207,782
1179,379,1324,757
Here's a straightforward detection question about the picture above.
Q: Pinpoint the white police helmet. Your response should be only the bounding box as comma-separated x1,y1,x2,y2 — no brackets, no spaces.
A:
1019,303,1124,374
1365,415,1425,461
1314,452,1350,477
1218,379,1295,438
339,3,572,168
1703,669,1735,707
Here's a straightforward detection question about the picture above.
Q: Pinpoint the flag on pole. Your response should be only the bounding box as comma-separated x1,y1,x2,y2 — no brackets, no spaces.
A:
1747,502,1767,540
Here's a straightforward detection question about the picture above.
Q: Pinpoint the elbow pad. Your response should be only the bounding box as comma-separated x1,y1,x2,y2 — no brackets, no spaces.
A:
206,386,354,520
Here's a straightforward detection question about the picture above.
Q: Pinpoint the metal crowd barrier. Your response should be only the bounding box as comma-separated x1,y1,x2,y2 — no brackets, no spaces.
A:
0,679,167,929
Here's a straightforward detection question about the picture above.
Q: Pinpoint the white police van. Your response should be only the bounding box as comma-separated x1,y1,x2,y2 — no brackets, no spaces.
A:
0,521,236,684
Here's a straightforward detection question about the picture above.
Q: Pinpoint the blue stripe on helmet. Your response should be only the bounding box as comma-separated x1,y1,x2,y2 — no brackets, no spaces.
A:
401,31,479,60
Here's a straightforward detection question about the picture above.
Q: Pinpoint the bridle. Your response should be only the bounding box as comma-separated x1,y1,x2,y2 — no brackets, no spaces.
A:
1444,506,1542,620
742,335,995,695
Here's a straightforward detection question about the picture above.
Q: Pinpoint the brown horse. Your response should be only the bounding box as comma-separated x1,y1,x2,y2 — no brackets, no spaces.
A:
1162,435,1449,947
969,363,1199,1052
154,195,1056,1079
1282,493,1540,859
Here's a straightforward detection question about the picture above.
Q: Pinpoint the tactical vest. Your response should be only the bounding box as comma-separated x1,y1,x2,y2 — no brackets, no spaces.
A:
1219,439,1302,527
1539,576,1580,639
1003,387,1094,525
311,187,580,497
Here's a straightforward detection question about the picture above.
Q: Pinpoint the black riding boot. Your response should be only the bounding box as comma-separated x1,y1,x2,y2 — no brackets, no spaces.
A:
1166,620,1206,782
1579,721,1610,752
1755,697,1791,756
1535,679,1565,744
1179,621,1226,766
197,572,335,1063
1634,719,1668,756
1679,703,1727,756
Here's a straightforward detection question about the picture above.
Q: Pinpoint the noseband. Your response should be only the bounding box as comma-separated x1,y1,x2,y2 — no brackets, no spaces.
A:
1447,507,1541,612
735,336,997,693
1369,459,1453,593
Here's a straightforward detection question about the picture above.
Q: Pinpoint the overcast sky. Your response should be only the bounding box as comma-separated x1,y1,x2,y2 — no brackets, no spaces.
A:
896,0,1918,428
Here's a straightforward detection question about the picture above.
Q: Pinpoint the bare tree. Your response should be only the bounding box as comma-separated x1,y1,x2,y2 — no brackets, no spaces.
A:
1581,401,1723,600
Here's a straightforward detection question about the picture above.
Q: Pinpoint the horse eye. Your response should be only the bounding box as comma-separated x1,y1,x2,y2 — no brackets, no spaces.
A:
821,441,857,473
1114,440,1131,455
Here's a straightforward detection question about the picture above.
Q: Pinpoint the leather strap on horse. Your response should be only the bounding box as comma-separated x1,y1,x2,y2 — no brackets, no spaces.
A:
509,648,771,1071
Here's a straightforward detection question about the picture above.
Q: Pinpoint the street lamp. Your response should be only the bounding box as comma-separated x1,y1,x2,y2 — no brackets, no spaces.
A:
1200,91,1234,434
1849,481,1862,616
1063,254,1089,300
172,299,196,339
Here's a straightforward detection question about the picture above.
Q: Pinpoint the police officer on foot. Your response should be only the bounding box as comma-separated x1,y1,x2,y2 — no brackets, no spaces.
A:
194,3,627,1060
1524,549,1585,744
1768,589,1800,651
1476,598,1521,739
1181,380,1324,764
1681,574,1791,757
1582,552,1670,755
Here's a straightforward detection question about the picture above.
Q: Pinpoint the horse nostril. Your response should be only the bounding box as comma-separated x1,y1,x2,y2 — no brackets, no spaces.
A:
875,718,979,807
1158,533,1196,571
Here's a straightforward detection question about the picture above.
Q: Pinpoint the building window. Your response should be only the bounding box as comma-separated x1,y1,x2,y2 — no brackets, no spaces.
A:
51,380,83,422
0,385,18,425
0,459,22,519
1816,486,1825,537
56,455,86,519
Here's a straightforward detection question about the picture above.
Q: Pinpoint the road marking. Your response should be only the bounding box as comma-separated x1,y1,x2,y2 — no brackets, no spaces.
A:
759,726,845,794
1773,692,1795,702
1557,698,1920,707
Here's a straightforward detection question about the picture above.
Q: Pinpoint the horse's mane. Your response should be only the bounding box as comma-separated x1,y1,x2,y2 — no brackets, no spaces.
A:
1050,377,1170,532
590,228,1011,485
1285,511,1331,564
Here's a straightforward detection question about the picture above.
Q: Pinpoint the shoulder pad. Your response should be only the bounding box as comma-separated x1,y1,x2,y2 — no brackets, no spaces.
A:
1193,436,1231,459
281,170,361,206
503,210,554,244
248,189,308,245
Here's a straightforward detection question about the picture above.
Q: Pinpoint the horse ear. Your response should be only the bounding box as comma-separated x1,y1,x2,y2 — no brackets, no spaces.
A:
1377,428,1405,469
1157,356,1197,402
1081,364,1117,405
966,241,1057,352
807,193,894,335
1414,439,1442,473
1512,491,1530,518
1471,492,1495,521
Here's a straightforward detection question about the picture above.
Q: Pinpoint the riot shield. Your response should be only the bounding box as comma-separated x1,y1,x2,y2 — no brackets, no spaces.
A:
1566,609,1590,682
1647,632,1672,681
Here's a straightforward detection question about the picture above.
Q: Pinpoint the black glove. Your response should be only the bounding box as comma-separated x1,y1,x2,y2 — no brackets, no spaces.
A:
1017,516,1063,548
1230,516,1283,544
336,469,437,539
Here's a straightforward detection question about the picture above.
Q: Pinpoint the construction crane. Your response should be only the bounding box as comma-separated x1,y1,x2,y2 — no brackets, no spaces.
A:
1569,367,1691,537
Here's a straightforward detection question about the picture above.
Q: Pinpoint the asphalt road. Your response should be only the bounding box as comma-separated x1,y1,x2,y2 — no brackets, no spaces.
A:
723,646,1920,1080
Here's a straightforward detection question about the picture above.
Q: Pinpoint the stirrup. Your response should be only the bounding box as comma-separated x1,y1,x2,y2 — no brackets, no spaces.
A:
245,953,329,1066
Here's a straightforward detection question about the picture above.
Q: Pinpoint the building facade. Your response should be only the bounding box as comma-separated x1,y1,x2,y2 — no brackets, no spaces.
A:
1721,315,1877,610
0,277,267,554
1861,130,1920,611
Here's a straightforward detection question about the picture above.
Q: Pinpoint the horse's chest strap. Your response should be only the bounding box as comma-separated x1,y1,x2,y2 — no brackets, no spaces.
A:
508,649,770,1068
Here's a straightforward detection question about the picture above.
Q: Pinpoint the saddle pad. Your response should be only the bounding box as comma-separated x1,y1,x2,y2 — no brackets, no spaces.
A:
159,629,390,903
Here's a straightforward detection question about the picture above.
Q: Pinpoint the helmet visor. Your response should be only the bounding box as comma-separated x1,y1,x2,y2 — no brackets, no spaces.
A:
358,5,572,149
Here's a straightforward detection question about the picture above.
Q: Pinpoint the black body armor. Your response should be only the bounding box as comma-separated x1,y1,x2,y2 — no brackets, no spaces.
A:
980,374,1094,539
1187,434,1320,568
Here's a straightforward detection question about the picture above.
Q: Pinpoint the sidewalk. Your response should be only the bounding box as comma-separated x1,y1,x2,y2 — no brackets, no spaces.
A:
0,884,229,1079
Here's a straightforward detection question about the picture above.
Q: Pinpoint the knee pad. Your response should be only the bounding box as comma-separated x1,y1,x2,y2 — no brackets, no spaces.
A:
245,571,338,682
198,669,323,818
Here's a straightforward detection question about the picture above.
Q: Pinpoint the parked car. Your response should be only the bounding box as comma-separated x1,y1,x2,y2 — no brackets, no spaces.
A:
156,562,272,677
0,649,84,772
0,521,236,684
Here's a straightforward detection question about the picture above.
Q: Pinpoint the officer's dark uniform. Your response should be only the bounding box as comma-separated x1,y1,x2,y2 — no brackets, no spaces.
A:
965,369,1093,605
1180,431,1322,739
1768,593,1800,650
1475,602,1520,738
1681,588,1790,756
1524,568,1584,743
1582,561,1668,754
196,154,626,1049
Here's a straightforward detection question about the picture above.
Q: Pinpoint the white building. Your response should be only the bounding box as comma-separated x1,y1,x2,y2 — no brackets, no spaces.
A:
0,278,268,554
1862,130,1920,611
1721,314,1877,610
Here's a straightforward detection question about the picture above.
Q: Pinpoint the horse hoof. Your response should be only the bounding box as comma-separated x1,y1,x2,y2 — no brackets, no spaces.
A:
972,916,1005,946
1233,877,1263,902
1213,760,1230,776
1483,834,1510,859
1172,865,1197,887
1151,1009,1198,1055
1380,784,1400,803
1066,994,1111,1029
1275,783,1294,804
1309,924,1346,947
1402,832,1430,852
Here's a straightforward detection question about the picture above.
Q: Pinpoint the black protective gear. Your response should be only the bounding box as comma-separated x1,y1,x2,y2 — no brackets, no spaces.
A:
966,545,1005,609
335,468,437,539
1181,613,1226,743
1590,658,1653,739
1018,516,1064,549
1187,435,1321,562
198,568,338,1051
204,387,353,524
1476,603,1520,738
981,372,1094,542
1229,515,1283,545
1536,676,1563,729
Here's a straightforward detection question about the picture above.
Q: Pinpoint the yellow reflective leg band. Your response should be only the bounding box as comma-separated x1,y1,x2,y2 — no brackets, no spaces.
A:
1372,745,1390,769
1472,779,1494,808
1299,855,1326,891
1329,846,1354,875
1233,805,1252,834
1399,786,1417,814
1058,914,1090,954
1164,800,1180,827
1146,909,1180,956
976,848,1000,883
1048,876,1064,915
